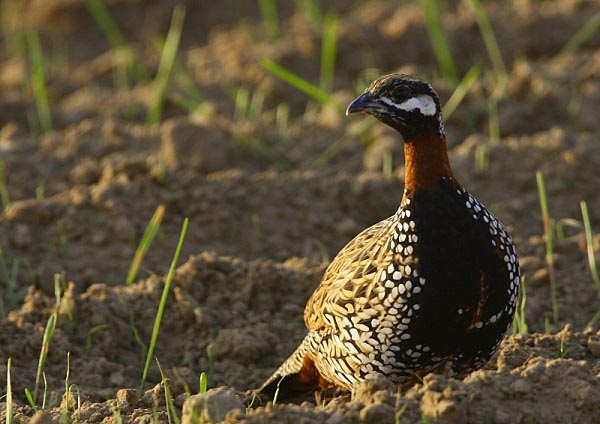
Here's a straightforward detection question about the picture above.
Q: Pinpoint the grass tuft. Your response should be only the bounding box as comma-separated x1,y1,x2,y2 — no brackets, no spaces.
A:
140,217,189,392
536,171,559,325
63,352,82,420
234,86,265,121
146,5,187,126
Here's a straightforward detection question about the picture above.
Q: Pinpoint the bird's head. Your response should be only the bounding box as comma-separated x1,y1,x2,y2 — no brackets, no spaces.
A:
347,74,444,141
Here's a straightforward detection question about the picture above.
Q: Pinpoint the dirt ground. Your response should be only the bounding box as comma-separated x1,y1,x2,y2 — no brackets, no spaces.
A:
1,0,600,422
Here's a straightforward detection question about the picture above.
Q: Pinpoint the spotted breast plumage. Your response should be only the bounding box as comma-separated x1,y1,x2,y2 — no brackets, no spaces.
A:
257,74,520,400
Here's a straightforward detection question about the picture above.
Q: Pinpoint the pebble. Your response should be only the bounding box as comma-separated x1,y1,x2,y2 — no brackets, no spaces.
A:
13,224,32,248
532,267,549,285
182,387,243,424
510,379,532,395
587,338,600,357
359,403,395,424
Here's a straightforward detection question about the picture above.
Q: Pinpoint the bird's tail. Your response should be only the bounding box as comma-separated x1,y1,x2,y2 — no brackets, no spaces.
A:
255,331,325,402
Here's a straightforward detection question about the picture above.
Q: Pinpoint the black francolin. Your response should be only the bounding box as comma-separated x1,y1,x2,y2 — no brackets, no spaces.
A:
257,74,520,400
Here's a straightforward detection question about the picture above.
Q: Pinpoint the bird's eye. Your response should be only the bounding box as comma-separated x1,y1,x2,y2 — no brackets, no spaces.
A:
392,87,410,99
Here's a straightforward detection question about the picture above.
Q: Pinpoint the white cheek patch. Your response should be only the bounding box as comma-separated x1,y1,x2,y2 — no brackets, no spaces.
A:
381,95,437,116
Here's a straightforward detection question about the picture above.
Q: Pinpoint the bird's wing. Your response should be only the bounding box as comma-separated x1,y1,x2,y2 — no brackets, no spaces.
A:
304,216,395,331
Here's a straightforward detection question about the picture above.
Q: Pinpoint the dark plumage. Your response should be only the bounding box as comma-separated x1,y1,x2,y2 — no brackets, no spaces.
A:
257,74,520,401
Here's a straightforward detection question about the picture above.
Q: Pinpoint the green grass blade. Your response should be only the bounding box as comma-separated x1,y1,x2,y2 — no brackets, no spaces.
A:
560,12,600,55
206,344,214,387
580,201,600,295
319,13,338,93
26,31,53,134
487,98,500,144
586,311,600,329
261,59,344,113
199,371,208,394
234,87,250,121
41,372,48,409
85,324,110,357
146,5,186,126
84,0,148,84
152,37,205,113
555,334,566,359
295,0,322,28
465,0,507,90
0,160,10,210
140,217,189,392
512,276,528,335
258,0,279,38
6,358,13,424
419,0,458,85
63,352,71,417
84,0,128,48
536,171,559,324
24,388,36,410
442,65,481,120
126,205,166,285
0,248,11,283
0,248,18,314
156,358,180,424
382,151,393,180
272,376,285,405
34,312,56,403
33,275,64,402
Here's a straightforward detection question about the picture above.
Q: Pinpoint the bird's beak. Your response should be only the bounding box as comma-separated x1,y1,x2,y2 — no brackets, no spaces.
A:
346,92,377,116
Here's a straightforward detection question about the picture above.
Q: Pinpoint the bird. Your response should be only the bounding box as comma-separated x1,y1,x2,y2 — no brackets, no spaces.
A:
256,73,520,401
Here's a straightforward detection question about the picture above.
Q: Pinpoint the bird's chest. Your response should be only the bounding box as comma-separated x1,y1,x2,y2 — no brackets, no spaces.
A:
370,186,517,374
387,187,490,300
